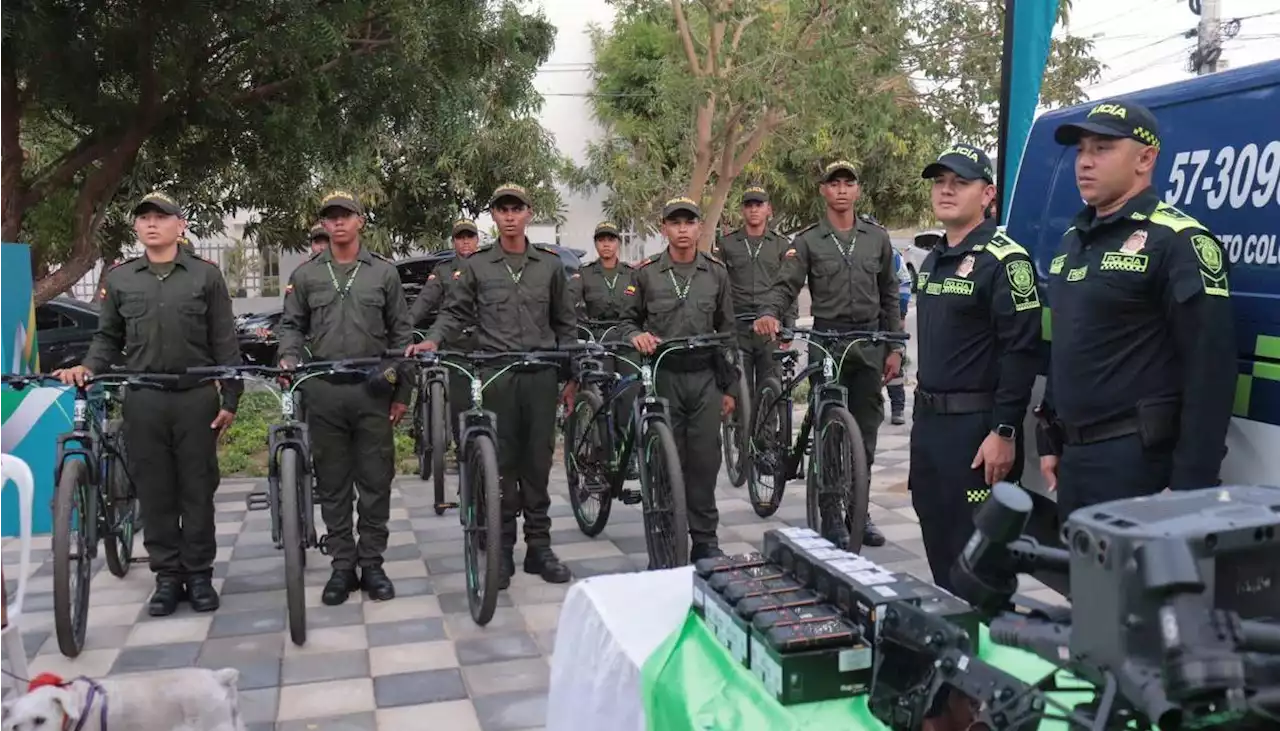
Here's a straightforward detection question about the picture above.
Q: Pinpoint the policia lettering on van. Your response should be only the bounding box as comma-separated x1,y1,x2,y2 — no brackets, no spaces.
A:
1036,100,1237,522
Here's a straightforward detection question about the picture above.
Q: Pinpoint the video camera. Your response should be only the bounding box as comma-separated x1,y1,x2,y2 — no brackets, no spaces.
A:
870,483,1280,730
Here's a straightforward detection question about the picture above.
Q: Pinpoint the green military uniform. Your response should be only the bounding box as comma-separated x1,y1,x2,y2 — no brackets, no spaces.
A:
614,209,737,552
713,223,795,395
278,221,413,577
427,234,577,559
762,201,902,471
83,194,242,593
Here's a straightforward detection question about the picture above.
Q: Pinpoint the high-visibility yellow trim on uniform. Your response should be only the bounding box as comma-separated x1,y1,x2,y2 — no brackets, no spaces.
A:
966,488,991,504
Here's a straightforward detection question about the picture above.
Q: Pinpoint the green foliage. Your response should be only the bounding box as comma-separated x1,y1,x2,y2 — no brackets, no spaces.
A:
572,0,1102,235
5,0,567,301
218,390,276,477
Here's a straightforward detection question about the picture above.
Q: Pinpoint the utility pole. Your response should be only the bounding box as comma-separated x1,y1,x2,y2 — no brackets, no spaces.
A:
1196,0,1222,75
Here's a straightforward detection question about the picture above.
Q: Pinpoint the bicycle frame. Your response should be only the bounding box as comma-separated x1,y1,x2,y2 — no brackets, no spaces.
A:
264,386,317,548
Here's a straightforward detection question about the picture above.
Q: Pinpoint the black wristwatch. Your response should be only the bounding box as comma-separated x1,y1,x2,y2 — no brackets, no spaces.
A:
994,424,1016,440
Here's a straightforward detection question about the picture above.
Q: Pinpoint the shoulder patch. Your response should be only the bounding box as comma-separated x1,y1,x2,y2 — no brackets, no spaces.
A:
1148,203,1207,234
1005,259,1040,311
284,283,295,295
624,284,638,296
984,233,1030,261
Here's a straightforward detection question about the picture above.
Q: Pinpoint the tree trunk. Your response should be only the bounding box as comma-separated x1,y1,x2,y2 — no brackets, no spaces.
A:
699,168,736,252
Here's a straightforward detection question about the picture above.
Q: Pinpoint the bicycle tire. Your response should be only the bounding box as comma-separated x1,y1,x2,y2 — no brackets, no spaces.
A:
805,406,869,553
53,459,93,657
722,364,751,488
639,420,689,569
416,390,431,482
747,377,788,518
564,389,613,537
430,381,448,514
102,421,137,578
463,435,502,625
280,448,308,645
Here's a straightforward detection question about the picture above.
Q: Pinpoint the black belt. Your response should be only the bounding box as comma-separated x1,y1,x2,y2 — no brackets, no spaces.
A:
914,390,994,415
1061,413,1140,446
661,353,716,373
812,317,879,333
128,378,211,393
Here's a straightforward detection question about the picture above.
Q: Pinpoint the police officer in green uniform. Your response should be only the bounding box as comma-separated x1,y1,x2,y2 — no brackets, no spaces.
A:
278,190,414,606
713,186,795,399
57,191,243,616
410,184,577,586
577,221,636,336
409,218,481,445
615,197,737,562
1036,101,1235,521
755,161,902,548
910,145,1041,591
309,223,330,255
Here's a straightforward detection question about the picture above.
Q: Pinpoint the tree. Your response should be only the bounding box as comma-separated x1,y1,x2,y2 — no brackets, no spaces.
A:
570,0,1102,243
4,0,561,303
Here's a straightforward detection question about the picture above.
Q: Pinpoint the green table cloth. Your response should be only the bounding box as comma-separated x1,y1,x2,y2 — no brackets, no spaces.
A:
641,611,1095,730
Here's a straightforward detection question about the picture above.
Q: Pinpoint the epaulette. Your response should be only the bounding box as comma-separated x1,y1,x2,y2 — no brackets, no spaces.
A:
476,244,494,253
1147,202,1209,234
858,213,885,229
982,231,1030,261
702,250,725,266
109,256,141,271
634,255,659,269
532,242,557,254
795,222,820,237
305,250,325,262
371,251,393,262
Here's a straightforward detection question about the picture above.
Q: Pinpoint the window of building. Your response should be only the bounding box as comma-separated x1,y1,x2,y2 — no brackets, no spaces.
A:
261,247,280,297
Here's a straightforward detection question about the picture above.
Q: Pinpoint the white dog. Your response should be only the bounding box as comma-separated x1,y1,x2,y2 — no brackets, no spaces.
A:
2,668,245,731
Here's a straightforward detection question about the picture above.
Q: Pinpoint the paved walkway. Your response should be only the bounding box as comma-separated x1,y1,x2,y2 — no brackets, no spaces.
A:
2,399,1061,730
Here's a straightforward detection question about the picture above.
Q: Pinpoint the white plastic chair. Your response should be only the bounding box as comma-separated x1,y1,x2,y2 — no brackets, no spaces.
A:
1,453,35,698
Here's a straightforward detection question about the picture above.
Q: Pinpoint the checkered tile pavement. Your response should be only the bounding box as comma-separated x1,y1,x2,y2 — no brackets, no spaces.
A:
2,404,1063,730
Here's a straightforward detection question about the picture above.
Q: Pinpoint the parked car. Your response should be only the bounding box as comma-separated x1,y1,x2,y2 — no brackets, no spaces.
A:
896,231,941,294
35,296,101,370
235,243,585,364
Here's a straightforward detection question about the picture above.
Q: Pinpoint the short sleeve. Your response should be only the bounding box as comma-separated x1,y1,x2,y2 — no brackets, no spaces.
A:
1165,230,1229,305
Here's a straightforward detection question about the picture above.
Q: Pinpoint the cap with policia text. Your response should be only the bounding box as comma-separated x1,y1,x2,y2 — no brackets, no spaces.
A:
133,191,183,216
662,197,701,220
742,186,769,204
308,223,329,240
1054,99,1161,148
489,183,532,208
593,221,621,238
452,218,479,236
921,144,995,183
822,160,859,182
319,190,364,215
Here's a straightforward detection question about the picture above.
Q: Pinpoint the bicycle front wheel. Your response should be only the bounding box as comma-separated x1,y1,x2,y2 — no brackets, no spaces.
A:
279,448,308,645
429,381,448,514
805,406,869,553
102,420,138,578
53,459,93,657
462,435,502,625
721,364,751,488
639,421,689,569
747,377,789,518
564,389,613,536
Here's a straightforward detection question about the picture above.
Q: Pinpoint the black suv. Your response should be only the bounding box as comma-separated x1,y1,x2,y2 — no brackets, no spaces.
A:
237,244,585,364
35,296,101,370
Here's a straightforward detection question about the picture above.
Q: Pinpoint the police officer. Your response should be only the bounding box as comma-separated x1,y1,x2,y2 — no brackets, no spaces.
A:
713,186,794,407
754,161,901,548
278,190,414,606
1037,100,1235,520
910,145,1041,591
615,197,737,562
577,221,636,335
409,218,480,451
57,191,243,616
309,223,330,255
410,184,577,586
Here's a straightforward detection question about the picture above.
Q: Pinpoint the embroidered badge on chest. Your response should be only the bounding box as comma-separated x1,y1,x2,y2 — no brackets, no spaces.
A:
956,254,976,278
1121,230,1148,254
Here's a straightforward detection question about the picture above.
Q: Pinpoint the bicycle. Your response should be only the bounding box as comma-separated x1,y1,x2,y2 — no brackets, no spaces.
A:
720,313,757,488
2,372,157,657
562,332,735,570
187,357,384,646
398,348,572,626
409,344,453,515
744,328,909,552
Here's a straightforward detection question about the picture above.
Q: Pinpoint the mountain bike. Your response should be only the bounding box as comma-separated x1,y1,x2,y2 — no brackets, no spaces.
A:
745,328,909,551
399,348,571,626
720,313,756,488
410,349,453,514
2,372,156,657
188,357,384,646
562,332,734,569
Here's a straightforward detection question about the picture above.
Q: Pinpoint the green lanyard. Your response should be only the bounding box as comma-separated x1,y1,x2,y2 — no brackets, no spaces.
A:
830,232,858,260
505,262,524,285
603,272,620,294
326,261,363,300
745,238,764,261
667,270,692,301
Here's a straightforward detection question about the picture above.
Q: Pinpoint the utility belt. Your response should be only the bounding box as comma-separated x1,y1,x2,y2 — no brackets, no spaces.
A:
128,377,214,393
1038,397,1180,452
661,352,717,373
914,390,993,415
812,317,880,334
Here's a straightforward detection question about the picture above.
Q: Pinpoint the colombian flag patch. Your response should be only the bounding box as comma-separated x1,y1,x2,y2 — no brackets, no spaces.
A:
784,248,797,258
452,270,462,280
98,287,107,300
284,284,294,295
427,274,436,281
624,285,637,296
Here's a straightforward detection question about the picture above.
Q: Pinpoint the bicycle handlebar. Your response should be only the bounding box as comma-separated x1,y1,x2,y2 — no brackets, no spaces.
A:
780,327,909,344
582,318,628,327
652,332,735,352
186,358,385,381
2,371,182,389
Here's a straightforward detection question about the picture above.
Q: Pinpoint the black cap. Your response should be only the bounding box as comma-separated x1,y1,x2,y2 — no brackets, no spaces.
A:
1054,99,1161,148
132,191,183,217
593,221,621,239
661,197,701,220
489,183,531,208
922,144,995,183
822,160,859,182
452,218,479,236
742,186,769,204
308,224,329,240
319,190,364,215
